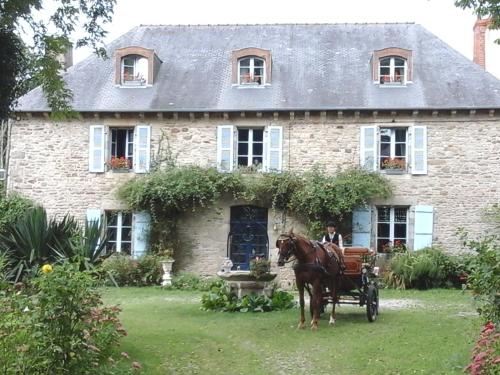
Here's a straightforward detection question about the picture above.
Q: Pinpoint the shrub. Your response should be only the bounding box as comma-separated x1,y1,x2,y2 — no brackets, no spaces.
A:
249,257,271,279
0,263,128,374
0,193,33,233
384,247,463,290
201,279,296,312
464,236,500,324
100,253,162,287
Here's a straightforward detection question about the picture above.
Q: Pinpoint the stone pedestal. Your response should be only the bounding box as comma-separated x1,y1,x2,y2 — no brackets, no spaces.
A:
160,260,175,286
216,271,277,298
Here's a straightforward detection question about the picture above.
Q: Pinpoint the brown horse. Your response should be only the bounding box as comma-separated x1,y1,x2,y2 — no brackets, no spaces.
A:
276,232,342,330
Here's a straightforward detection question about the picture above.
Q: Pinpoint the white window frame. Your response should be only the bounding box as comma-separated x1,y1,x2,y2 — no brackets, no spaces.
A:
237,128,264,169
376,206,409,252
379,56,407,85
121,55,148,86
379,127,408,171
238,57,266,85
106,211,132,254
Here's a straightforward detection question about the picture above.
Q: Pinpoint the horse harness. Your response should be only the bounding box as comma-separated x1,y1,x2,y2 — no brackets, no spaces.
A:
278,235,342,277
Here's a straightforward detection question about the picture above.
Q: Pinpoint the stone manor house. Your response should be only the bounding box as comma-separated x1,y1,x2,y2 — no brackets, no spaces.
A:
6,23,500,277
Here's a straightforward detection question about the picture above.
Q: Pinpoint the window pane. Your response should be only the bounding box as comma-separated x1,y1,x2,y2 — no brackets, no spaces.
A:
107,212,118,226
253,129,263,141
254,59,264,67
239,58,251,66
122,212,132,226
123,57,135,66
394,208,407,222
378,207,390,222
253,143,263,156
380,67,390,75
238,157,248,166
252,157,263,166
380,57,391,66
136,57,148,82
394,223,407,238
394,58,405,66
380,143,390,156
395,144,406,157
122,228,132,242
238,142,248,156
395,128,406,142
378,223,390,237
238,129,249,141
377,239,391,253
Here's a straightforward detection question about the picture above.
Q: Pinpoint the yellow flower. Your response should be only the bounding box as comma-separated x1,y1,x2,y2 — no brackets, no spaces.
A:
41,264,53,274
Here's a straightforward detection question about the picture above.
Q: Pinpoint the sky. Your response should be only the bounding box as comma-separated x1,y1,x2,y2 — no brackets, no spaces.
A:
68,0,500,78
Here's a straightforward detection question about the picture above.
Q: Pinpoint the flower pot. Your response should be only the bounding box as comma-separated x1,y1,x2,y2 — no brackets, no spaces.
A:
111,168,130,173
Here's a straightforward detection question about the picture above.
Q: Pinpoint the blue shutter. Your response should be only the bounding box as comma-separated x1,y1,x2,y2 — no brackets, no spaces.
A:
352,207,372,248
132,211,151,259
86,208,102,225
413,205,433,250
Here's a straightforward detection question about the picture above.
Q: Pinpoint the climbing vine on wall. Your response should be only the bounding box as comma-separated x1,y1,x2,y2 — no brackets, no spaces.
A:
117,166,392,247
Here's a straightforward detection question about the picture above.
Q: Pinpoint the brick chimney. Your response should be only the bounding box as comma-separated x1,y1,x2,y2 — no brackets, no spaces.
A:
473,18,491,68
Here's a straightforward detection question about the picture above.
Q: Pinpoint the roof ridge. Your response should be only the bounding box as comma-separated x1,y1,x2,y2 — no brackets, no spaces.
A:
138,22,417,27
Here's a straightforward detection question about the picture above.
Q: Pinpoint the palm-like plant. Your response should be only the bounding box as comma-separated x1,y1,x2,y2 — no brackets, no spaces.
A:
0,206,78,281
70,219,109,271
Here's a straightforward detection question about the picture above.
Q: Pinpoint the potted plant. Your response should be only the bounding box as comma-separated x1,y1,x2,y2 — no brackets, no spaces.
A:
107,156,131,172
249,257,272,280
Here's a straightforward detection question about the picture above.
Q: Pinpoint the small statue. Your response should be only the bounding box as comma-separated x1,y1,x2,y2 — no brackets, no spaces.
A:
221,257,233,273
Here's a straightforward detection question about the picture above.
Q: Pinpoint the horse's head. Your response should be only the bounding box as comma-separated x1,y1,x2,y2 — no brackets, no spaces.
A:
275,233,297,267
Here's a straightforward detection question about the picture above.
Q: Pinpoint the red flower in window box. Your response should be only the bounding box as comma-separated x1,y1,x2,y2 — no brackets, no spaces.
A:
381,157,406,170
107,156,131,170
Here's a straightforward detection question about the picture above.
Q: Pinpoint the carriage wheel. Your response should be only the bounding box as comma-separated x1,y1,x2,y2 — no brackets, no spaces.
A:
366,284,379,322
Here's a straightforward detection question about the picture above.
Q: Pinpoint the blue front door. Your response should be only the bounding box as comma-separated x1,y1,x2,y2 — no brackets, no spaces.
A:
229,206,268,270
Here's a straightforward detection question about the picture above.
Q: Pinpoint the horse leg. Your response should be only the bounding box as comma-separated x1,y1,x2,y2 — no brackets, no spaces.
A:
310,281,322,331
329,281,337,326
297,280,306,330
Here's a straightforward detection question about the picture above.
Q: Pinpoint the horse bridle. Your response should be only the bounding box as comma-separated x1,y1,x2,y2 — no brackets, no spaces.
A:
276,234,298,263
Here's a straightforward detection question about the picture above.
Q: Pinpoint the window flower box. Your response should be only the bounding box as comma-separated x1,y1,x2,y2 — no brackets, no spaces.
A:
107,156,131,172
381,157,406,174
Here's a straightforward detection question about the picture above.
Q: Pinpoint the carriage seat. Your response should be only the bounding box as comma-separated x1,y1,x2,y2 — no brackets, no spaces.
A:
342,247,373,275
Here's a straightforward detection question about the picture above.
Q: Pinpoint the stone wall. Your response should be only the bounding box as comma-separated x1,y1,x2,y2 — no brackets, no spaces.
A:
7,111,500,285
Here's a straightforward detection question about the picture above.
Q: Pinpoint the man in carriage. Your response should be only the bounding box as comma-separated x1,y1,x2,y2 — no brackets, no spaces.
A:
321,221,346,271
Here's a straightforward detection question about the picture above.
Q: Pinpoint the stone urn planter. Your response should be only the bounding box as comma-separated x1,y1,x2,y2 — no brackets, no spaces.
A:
216,270,277,298
160,260,175,286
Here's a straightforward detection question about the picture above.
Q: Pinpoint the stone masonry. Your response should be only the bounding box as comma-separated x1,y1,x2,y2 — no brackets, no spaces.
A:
7,111,500,282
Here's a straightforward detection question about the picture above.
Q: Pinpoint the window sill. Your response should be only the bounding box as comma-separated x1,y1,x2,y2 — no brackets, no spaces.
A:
381,169,406,175
115,84,152,89
232,84,270,89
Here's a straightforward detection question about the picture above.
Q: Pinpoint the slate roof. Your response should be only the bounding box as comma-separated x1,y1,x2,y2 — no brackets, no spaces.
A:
16,23,500,112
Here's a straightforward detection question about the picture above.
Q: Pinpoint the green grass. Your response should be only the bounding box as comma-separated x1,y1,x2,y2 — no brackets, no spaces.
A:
102,288,480,375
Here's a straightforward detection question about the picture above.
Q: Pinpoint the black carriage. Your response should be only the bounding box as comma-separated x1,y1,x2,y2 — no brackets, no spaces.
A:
322,247,379,322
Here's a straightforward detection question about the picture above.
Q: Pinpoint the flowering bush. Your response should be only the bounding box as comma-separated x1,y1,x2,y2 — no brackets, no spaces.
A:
465,322,500,375
107,156,131,170
381,157,406,170
0,263,135,374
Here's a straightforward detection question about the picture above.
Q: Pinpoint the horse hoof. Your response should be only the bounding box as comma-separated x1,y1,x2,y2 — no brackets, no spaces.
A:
329,317,336,326
311,325,318,331
297,323,305,330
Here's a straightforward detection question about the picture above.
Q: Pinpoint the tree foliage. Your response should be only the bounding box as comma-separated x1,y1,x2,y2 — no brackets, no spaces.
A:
455,0,500,42
0,0,116,119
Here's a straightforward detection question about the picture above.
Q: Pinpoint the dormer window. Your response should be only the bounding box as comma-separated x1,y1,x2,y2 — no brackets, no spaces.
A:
372,48,412,86
238,57,265,85
122,55,148,86
379,57,406,85
231,47,272,86
114,46,162,87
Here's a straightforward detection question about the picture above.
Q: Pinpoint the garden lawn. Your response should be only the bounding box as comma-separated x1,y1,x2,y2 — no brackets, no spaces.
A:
103,288,480,375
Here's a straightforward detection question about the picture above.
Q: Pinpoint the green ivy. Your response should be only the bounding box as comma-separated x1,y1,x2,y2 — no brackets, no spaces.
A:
118,166,392,244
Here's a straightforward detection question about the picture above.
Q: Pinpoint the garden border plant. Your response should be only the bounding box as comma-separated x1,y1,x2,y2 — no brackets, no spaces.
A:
117,166,392,250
